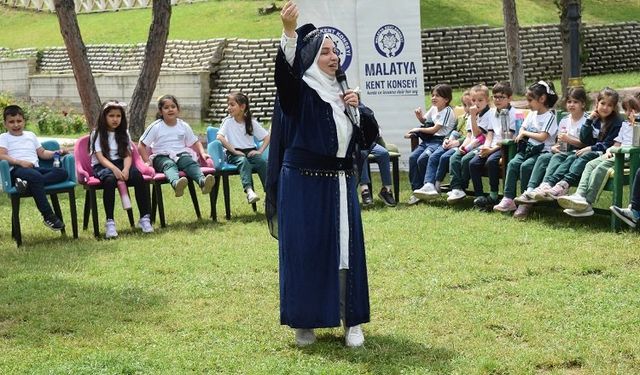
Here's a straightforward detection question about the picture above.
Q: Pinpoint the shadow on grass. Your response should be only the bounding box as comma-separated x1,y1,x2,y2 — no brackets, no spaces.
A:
301,333,456,373
0,276,165,344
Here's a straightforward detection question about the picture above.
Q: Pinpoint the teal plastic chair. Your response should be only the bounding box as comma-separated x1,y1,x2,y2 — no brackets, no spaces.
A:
206,126,268,220
0,140,78,247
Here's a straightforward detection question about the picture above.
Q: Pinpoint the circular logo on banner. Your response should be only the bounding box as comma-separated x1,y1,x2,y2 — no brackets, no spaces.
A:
318,26,353,71
374,24,405,57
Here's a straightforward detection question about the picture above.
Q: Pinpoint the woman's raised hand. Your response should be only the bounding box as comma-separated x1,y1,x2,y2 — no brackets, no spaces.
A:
281,1,299,37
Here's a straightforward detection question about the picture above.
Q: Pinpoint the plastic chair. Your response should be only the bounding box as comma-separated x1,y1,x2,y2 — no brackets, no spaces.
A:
206,126,267,220
143,143,217,227
0,140,78,247
74,135,155,238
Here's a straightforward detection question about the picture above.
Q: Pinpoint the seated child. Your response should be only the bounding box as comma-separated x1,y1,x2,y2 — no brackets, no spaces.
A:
493,80,558,215
413,89,471,201
447,84,492,203
511,87,590,219
138,94,214,197
405,83,457,205
217,92,270,204
0,105,68,230
560,95,640,217
469,82,517,210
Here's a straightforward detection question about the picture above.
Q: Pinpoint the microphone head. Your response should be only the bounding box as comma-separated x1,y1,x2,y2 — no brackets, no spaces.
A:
335,68,347,83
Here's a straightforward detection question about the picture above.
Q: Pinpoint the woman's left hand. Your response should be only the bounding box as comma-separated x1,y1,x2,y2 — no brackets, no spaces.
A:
248,150,261,157
343,89,359,108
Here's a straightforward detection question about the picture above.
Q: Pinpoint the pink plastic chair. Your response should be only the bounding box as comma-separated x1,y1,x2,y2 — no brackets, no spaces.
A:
74,135,154,238
142,143,217,227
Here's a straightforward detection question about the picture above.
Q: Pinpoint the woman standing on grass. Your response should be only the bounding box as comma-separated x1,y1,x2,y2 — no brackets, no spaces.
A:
265,1,370,348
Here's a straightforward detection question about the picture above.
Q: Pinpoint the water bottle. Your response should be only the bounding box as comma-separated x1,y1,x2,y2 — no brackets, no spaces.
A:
449,130,461,140
558,127,568,152
500,109,511,140
53,152,61,168
117,180,132,210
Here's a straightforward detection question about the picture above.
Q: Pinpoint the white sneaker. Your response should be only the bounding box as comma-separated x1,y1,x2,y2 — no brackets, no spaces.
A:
173,177,188,197
557,193,589,211
345,325,365,347
447,189,466,203
199,174,214,195
564,206,594,217
246,190,260,204
295,329,316,347
413,183,438,201
105,219,118,239
138,214,154,233
407,194,420,205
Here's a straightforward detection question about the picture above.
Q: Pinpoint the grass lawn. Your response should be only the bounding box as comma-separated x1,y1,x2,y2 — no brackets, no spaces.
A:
1,173,640,373
0,0,639,49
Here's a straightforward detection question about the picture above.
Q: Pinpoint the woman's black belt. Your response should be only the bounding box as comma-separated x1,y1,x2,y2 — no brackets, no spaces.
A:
283,148,355,177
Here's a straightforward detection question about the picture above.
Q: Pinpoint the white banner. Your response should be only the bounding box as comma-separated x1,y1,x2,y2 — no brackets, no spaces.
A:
297,0,424,169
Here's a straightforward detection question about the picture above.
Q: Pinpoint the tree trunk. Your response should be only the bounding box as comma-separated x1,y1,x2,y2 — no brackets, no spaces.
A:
502,0,526,95
128,0,172,139
53,0,101,130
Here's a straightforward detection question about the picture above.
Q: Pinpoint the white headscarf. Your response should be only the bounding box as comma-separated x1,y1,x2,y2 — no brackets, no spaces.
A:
302,35,353,158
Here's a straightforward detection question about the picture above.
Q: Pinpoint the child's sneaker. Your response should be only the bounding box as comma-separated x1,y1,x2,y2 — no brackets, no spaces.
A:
14,178,28,194
557,193,589,211
474,195,498,211
105,219,118,239
547,181,569,199
531,182,553,201
173,176,188,197
378,187,397,207
513,203,532,219
138,214,154,233
413,183,438,201
407,194,420,205
361,189,373,206
514,192,536,204
493,198,517,212
43,215,64,231
610,205,639,228
447,189,466,203
246,190,260,204
199,174,214,194
564,206,594,217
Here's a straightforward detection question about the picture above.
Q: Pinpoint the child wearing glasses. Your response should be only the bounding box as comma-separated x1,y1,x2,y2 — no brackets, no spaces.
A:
468,82,517,210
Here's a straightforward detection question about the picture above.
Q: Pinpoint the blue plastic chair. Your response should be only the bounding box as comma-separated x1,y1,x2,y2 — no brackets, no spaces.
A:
0,140,78,247
206,126,268,220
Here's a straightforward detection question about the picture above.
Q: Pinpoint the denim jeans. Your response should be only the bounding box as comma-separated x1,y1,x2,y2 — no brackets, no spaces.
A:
469,151,502,196
360,143,392,187
11,166,68,219
423,146,456,185
409,140,441,190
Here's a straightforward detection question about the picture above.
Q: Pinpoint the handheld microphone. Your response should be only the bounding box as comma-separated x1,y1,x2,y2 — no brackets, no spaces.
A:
335,68,359,126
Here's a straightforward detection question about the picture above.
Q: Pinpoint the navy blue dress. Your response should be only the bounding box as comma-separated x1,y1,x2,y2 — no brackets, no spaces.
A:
266,25,370,329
